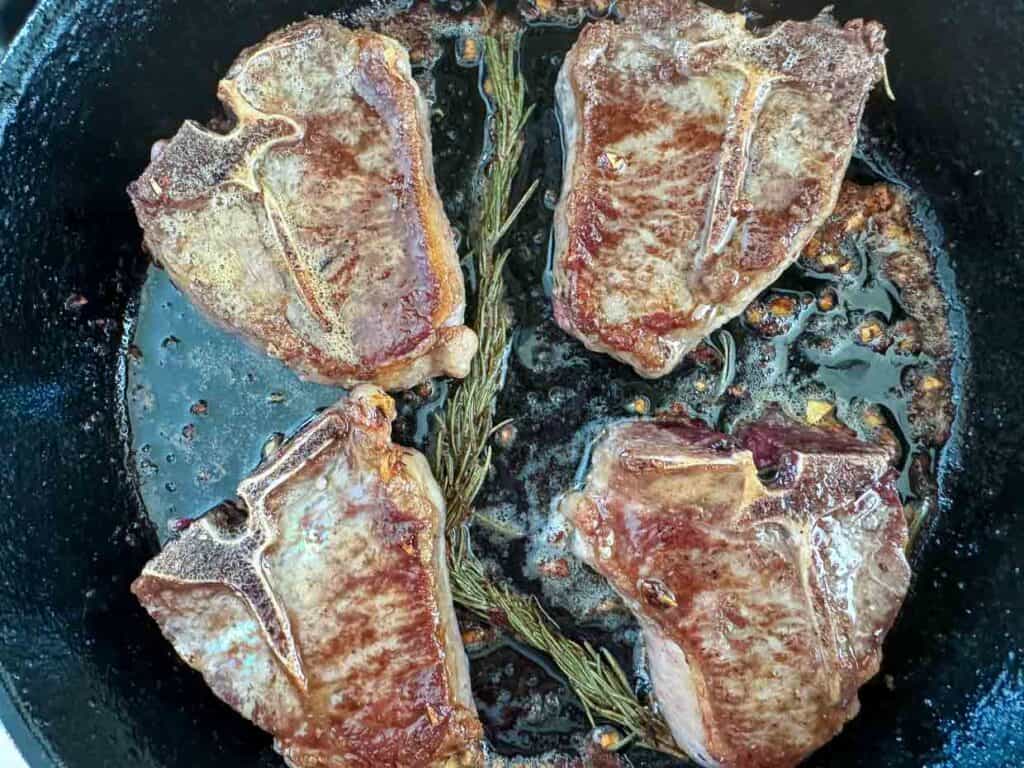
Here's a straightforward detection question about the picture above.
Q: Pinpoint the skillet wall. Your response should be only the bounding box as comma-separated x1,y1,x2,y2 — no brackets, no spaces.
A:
0,0,1021,765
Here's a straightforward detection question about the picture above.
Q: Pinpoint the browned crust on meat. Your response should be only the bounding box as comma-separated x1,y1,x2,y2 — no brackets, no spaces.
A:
343,29,476,390
128,20,477,391
552,3,887,377
132,386,483,767
563,415,910,766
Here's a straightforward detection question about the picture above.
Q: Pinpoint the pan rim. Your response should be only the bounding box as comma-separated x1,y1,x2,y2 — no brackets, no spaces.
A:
0,2,78,762
0,1,985,766
0,679,52,768
0,0,74,144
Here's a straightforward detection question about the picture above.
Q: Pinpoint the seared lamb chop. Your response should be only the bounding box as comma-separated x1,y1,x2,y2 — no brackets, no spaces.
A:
552,2,888,377
132,386,483,768
561,413,910,767
128,20,477,391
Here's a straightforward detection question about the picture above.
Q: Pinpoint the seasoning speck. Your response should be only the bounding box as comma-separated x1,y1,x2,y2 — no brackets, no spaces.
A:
169,517,193,533
626,396,649,415
539,558,571,578
494,422,517,448
262,433,285,461
457,36,480,66
639,577,678,609
64,293,88,311
768,296,797,317
805,400,834,425
817,288,837,312
591,725,623,751
425,704,441,726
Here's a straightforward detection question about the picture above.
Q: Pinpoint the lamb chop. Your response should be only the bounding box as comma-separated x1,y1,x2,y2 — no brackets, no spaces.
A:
552,2,889,377
132,385,483,768
128,19,477,391
561,413,910,767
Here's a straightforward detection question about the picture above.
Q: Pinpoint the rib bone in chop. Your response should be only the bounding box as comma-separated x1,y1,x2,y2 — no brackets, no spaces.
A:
132,385,483,768
552,2,888,377
561,412,910,767
128,19,477,391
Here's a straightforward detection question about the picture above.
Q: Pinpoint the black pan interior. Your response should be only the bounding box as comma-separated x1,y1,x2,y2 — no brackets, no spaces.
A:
0,1,1023,766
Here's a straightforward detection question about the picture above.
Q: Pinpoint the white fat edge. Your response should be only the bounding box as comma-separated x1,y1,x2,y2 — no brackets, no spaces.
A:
644,620,720,767
520,417,628,625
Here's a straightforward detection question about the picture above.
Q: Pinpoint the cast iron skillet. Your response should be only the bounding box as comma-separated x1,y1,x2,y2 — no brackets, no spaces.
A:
0,0,1022,765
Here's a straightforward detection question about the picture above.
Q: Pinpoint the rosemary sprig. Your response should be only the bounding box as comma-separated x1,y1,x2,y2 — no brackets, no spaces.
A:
431,32,684,760
432,34,536,535
449,527,684,757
